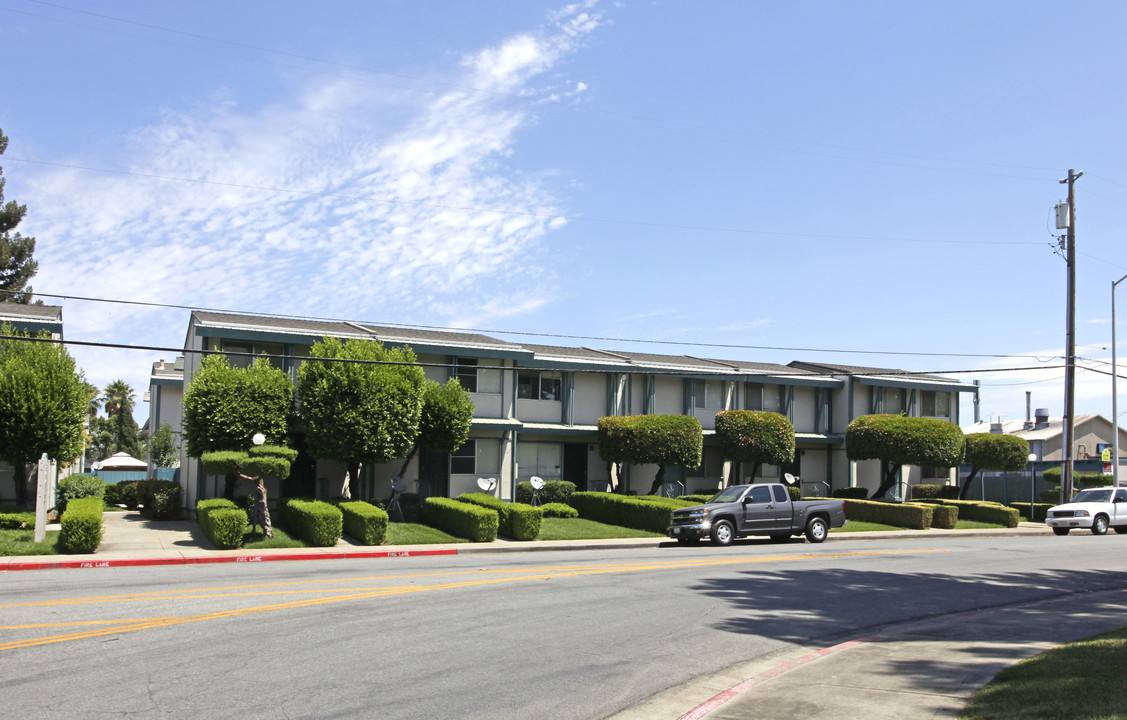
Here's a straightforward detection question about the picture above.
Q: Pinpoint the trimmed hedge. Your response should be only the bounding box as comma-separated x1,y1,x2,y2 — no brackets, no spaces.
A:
0,508,33,529
1042,469,1113,489
842,499,934,530
280,498,342,546
424,497,498,542
137,480,182,520
929,504,959,529
338,500,388,545
56,474,105,514
516,479,576,505
456,493,541,540
677,494,715,504
569,492,693,533
540,502,578,519
929,499,1019,528
197,498,248,549
1010,502,1053,521
911,484,960,500
59,496,104,553
833,487,870,499
116,481,140,510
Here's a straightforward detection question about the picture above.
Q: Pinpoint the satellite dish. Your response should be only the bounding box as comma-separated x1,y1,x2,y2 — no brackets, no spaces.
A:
391,476,403,493
530,476,546,490
477,477,498,492
784,473,798,485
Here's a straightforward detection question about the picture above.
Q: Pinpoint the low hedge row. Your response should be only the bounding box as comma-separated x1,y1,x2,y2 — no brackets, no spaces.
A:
928,499,1020,528
677,494,715,504
59,496,104,553
1011,502,1053,521
115,481,140,510
930,504,959,529
569,492,694,533
137,480,182,520
56,475,105,513
337,500,388,545
540,502,578,519
842,499,934,530
0,508,33,529
833,487,870,499
911,484,961,500
281,498,342,547
197,498,248,549
516,479,576,505
456,493,541,540
1042,468,1113,488
424,497,498,542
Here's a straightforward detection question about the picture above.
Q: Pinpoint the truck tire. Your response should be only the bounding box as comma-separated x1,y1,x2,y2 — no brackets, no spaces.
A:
710,519,734,546
805,516,829,543
1092,515,1109,535
1053,527,1069,536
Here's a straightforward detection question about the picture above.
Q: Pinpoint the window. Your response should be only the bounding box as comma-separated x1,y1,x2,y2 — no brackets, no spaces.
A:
772,485,789,503
747,486,772,504
921,391,951,418
688,446,724,478
518,370,562,400
517,442,562,479
451,438,501,475
222,341,283,369
883,388,904,414
921,466,950,480
454,358,502,394
695,381,723,409
745,383,763,411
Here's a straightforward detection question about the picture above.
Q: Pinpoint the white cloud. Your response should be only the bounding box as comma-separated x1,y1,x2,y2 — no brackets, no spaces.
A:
20,2,606,416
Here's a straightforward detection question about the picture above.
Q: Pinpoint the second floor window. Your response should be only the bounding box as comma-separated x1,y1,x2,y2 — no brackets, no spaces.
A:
454,357,502,394
518,370,562,400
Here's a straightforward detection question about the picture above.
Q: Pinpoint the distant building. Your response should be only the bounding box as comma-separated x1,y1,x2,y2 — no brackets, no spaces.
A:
964,409,1127,463
143,357,184,472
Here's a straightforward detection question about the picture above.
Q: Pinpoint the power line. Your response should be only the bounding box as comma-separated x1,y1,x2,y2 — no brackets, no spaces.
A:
5,288,1064,362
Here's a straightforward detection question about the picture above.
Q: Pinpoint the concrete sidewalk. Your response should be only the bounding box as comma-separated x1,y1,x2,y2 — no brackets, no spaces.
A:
1,510,1054,571
612,588,1127,720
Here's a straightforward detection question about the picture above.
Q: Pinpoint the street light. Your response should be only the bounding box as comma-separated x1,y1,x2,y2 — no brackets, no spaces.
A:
1114,274,1127,487
1028,452,1039,521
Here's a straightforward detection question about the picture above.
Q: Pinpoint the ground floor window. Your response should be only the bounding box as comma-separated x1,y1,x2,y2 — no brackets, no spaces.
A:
688,446,724,478
451,438,501,475
517,442,561,479
921,466,950,480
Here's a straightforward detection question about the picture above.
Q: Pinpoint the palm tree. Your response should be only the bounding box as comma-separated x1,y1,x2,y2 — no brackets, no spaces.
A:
83,381,101,419
103,380,134,418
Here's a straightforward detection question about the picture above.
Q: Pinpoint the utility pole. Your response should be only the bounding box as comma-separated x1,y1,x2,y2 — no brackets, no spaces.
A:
1060,169,1083,503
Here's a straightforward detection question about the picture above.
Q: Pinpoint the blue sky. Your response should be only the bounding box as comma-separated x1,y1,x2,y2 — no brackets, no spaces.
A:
2,0,1126,429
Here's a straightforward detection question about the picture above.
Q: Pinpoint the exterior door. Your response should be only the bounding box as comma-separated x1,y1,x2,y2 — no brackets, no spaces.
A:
418,449,449,500
563,443,588,491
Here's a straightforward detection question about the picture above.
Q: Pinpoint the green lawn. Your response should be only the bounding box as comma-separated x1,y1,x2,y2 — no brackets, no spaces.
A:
0,528,60,556
536,517,663,541
959,626,1127,719
242,525,308,549
386,522,466,545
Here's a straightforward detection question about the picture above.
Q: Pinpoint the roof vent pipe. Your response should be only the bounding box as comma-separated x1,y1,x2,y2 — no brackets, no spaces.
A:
1035,408,1050,430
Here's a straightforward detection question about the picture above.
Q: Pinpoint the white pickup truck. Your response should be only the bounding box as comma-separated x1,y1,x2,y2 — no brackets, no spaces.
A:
1045,487,1127,535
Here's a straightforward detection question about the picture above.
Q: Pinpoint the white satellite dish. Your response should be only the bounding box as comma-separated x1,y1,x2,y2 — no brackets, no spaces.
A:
391,476,403,493
477,477,498,493
784,473,798,485
530,476,546,490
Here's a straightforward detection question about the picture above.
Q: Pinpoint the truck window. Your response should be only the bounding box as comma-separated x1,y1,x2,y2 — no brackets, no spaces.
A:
749,486,772,504
772,485,789,503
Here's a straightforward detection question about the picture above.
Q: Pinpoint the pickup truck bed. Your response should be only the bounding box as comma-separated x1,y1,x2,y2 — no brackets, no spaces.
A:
668,482,847,545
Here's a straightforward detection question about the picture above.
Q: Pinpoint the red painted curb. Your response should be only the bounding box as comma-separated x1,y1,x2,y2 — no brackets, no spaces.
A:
0,547,458,571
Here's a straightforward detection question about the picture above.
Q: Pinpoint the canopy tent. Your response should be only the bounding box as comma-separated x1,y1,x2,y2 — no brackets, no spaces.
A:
92,452,147,471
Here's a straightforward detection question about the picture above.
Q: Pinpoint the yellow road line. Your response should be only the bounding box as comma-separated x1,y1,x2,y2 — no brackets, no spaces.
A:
0,548,945,652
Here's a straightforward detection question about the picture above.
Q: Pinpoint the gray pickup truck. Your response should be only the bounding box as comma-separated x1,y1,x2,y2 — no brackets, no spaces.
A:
667,483,847,546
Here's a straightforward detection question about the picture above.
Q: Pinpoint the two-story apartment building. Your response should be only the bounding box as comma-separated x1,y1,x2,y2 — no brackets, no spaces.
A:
175,311,977,509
